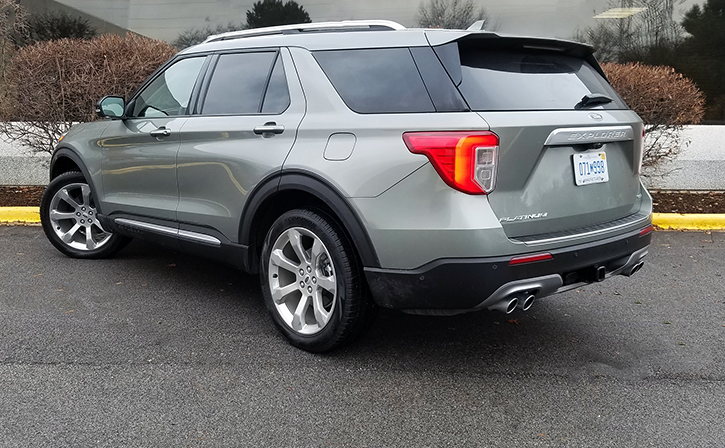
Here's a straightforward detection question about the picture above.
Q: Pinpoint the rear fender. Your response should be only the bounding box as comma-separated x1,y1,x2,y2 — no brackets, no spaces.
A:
240,171,380,273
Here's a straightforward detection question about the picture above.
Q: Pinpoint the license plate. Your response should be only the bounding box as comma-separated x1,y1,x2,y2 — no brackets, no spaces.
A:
573,152,609,186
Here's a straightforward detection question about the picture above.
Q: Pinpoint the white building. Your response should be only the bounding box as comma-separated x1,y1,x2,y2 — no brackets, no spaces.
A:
19,0,702,43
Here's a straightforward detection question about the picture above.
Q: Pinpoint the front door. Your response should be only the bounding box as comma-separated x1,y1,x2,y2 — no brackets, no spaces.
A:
99,56,207,221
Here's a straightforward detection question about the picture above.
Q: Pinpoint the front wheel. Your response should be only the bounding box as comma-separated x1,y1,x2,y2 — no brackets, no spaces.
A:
40,171,130,259
260,208,376,352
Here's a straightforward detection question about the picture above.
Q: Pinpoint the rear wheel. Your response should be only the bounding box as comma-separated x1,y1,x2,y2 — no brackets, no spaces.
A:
260,208,376,352
40,171,130,259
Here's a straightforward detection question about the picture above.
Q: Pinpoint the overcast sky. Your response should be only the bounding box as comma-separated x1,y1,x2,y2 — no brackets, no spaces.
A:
57,0,702,43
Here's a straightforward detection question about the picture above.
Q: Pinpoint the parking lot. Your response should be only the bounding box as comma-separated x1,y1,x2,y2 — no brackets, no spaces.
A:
1,226,724,447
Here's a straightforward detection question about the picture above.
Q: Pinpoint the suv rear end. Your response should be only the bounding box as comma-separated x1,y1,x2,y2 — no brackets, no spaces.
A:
285,29,652,314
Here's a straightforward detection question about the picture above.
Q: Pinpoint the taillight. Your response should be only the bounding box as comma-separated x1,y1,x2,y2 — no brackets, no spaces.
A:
403,131,499,194
638,128,645,174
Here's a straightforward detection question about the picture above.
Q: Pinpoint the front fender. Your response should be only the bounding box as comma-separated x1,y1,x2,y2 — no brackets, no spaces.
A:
50,147,105,215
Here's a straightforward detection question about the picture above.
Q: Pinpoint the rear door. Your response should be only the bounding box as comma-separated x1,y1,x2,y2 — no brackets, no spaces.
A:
438,37,645,239
176,48,304,242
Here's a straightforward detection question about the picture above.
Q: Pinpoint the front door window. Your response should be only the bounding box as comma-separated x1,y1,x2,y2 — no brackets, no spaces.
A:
133,57,205,117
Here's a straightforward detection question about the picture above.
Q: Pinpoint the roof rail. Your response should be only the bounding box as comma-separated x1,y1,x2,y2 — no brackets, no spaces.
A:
203,20,406,43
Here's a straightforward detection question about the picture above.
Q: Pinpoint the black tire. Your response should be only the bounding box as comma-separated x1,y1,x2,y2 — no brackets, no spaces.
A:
40,171,130,259
260,208,377,352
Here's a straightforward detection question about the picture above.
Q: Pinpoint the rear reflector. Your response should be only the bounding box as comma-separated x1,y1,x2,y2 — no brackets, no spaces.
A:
509,253,553,266
403,131,499,194
639,224,654,237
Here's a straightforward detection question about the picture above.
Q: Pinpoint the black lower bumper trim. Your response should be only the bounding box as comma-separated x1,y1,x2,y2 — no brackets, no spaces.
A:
364,228,652,310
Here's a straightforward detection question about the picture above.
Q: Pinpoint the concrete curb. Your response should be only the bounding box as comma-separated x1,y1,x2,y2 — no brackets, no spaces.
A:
2,207,724,231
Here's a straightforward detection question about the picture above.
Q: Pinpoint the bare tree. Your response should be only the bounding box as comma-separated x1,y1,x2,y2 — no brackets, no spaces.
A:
0,0,30,125
417,0,495,30
574,0,683,63
172,22,243,50
0,0,30,46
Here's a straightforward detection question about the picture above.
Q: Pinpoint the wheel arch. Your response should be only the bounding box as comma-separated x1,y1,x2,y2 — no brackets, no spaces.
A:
49,147,104,214
50,147,85,179
240,171,381,274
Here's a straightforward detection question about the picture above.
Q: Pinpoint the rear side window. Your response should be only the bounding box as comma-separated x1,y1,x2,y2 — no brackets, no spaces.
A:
455,47,627,111
202,52,290,115
314,48,435,114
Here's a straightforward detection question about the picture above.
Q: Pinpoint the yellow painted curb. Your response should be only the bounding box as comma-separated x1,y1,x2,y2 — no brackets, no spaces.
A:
0,208,724,230
652,213,725,230
0,207,41,225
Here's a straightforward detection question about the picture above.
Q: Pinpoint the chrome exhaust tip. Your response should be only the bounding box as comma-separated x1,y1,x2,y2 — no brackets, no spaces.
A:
622,261,645,277
516,293,535,311
487,297,519,314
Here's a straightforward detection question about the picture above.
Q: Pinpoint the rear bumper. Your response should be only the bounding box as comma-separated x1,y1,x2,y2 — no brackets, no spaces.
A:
364,225,652,311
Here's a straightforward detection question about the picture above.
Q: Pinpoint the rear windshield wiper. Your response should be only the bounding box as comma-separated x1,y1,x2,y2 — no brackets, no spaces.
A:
575,93,613,109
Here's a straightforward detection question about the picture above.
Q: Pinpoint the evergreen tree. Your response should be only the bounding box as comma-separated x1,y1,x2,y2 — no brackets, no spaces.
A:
29,11,96,43
679,0,725,120
246,0,311,29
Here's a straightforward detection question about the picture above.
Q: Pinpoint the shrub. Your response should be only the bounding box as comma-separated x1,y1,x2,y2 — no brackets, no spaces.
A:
28,11,97,43
0,33,177,153
602,62,705,170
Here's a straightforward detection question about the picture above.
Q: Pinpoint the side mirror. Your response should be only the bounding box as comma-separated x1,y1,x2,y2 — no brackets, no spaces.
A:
96,96,126,119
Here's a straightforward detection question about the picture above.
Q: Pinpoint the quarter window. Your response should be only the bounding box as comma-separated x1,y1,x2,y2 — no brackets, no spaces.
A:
313,48,435,114
262,55,291,114
133,57,205,118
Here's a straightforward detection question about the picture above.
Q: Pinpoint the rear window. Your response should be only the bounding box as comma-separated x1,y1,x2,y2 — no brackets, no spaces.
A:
313,48,435,114
456,48,627,111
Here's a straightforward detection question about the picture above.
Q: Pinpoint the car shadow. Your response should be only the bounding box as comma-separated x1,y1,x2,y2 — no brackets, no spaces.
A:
105,239,661,380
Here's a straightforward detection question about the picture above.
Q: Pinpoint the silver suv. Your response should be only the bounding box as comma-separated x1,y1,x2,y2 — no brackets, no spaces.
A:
40,20,652,352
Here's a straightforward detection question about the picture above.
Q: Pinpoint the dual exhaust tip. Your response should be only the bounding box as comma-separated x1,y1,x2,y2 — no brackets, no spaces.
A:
487,261,646,314
488,293,535,314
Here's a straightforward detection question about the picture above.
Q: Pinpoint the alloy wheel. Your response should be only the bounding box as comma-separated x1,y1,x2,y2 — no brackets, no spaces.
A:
267,227,337,335
48,182,112,251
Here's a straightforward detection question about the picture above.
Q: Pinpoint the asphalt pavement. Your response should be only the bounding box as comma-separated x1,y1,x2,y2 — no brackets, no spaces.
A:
1,226,724,447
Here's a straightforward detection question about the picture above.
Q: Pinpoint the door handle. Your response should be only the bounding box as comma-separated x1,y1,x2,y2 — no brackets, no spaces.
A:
150,127,172,138
253,122,285,135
